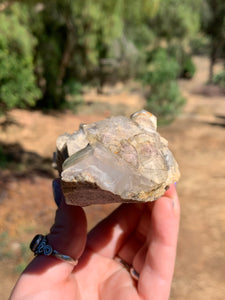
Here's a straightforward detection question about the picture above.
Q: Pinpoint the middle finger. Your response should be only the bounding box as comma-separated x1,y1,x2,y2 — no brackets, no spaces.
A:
116,202,153,265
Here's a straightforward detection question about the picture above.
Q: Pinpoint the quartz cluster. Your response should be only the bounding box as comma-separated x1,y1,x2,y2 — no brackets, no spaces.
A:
55,110,180,206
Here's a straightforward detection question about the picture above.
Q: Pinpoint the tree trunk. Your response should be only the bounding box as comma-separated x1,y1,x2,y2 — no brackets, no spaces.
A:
209,42,217,83
56,22,75,88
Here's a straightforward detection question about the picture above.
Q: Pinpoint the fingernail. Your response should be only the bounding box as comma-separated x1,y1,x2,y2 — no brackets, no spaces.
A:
130,267,139,281
52,180,63,207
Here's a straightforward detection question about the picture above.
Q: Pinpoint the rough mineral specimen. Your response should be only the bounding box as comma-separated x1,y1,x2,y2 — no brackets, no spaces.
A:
55,110,180,206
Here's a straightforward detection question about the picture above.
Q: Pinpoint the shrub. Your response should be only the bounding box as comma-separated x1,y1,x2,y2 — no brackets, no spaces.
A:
143,49,186,120
0,146,9,169
189,35,210,56
180,55,196,79
167,44,196,79
212,70,225,88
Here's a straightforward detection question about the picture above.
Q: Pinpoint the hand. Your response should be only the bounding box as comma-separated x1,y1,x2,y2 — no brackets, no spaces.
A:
10,181,180,300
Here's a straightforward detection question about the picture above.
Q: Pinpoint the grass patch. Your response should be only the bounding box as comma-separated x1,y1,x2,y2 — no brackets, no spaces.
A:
0,231,32,274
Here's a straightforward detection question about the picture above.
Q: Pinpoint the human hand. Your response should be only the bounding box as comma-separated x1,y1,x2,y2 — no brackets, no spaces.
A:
10,181,180,300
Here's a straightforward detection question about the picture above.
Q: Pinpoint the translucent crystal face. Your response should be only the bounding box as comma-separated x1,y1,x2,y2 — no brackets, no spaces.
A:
56,110,180,204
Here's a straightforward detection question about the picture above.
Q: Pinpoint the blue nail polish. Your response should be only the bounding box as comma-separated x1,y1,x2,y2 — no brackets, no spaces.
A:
52,180,62,207
130,267,139,281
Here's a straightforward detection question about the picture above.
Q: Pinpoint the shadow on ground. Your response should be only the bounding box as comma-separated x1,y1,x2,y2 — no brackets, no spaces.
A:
191,84,225,97
205,114,225,129
0,142,55,179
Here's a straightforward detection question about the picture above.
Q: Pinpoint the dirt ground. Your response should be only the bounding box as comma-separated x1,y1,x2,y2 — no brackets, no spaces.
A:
0,56,225,299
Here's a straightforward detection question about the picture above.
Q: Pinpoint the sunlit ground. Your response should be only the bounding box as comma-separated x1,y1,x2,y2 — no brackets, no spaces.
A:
0,57,225,299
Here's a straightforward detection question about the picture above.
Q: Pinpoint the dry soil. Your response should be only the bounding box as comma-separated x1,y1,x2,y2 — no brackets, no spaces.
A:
0,57,224,299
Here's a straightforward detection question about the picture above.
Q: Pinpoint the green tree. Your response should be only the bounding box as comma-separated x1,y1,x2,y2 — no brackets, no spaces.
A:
28,0,126,108
0,0,204,119
29,0,162,108
0,3,41,115
200,0,225,82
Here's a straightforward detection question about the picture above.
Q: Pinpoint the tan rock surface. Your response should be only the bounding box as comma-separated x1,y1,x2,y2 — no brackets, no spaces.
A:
56,110,180,206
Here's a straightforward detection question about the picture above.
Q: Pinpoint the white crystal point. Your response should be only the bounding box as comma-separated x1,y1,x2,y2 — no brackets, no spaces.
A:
56,133,71,152
131,109,157,131
56,110,180,206
62,142,151,199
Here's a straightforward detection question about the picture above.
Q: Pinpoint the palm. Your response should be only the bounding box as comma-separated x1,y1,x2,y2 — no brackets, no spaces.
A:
43,254,136,300
75,252,138,300
75,186,179,300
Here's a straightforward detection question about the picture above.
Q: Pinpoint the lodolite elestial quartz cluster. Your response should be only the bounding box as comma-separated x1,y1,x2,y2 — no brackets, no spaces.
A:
55,110,180,206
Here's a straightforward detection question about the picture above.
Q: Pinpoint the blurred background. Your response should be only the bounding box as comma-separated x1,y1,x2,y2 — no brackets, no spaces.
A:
0,0,224,299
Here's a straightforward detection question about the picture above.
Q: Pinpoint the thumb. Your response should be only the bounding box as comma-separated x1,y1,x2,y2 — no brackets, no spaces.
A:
10,180,87,299
48,179,87,261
